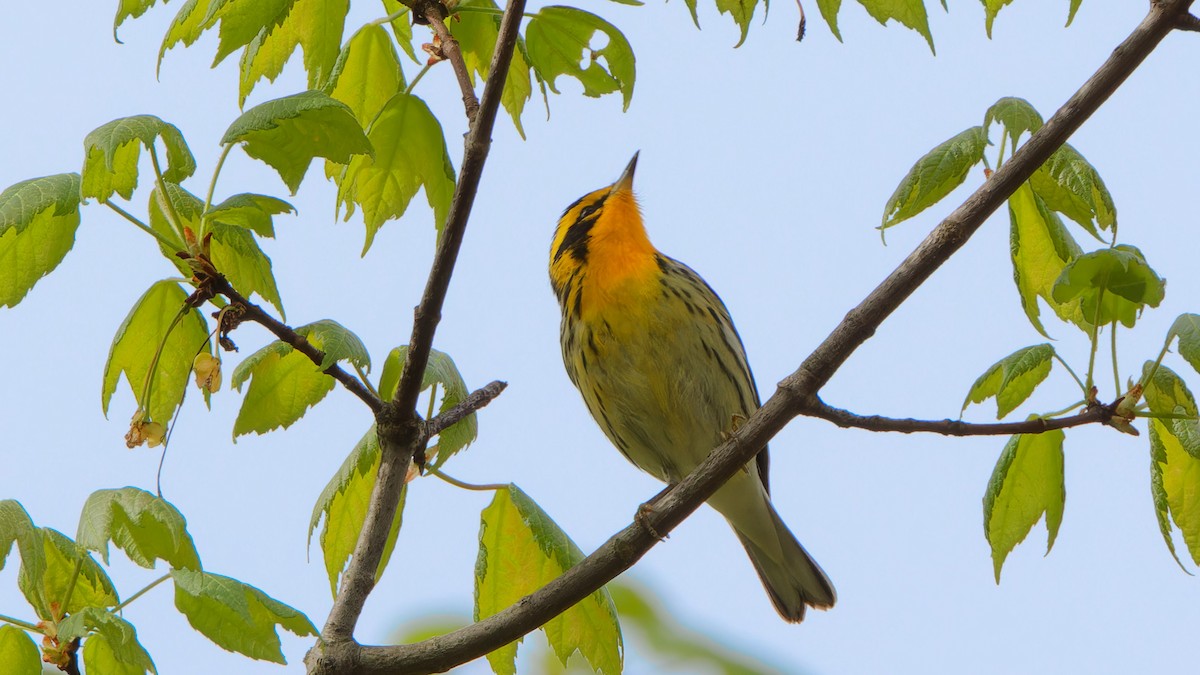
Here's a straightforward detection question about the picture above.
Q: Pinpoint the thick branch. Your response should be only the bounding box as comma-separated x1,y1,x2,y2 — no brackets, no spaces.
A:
424,4,481,122
309,0,526,663
328,3,1192,673
210,276,382,412
426,380,507,437
802,398,1110,435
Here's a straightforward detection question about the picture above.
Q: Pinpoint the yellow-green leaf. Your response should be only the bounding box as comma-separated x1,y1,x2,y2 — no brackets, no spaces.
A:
962,344,1055,419
24,529,119,620
1009,181,1084,337
0,174,82,307
857,0,934,53
0,624,40,675
238,0,350,106
526,6,636,111
229,342,334,438
379,346,477,469
81,115,195,203
325,23,406,129
1051,245,1164,329
476,486,622,675
881,126,986,230
982,430,1065,582
76,487,201,571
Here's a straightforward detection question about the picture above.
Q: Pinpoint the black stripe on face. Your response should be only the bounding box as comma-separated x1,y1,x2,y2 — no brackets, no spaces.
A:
554,195,608,264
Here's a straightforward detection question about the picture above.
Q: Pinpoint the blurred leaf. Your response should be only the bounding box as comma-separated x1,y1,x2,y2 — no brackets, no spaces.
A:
380,0,419,63
982,430,1065,582
102,280,212,425
1008,181,1084,337
209,0,296,67
962,344,1055,419
0,624,40,675
0,501,46,619
308,426,406,596
379,346,477,469
81,115,195,203
335,93,455,254
450,0,534,137
477,485,622,675
1168,313,1200,377
25,529,118,620
0,173,82,307
526,6,636,111
230,342,334,438
325,23,406,128
170,569,317,663
222,90,371,194
59,608,156,675
1029,143,1116,240
238,0,350,106
880,126,986,230
1145,363,1200,567
207,193,296,238
1051,245,1164,329
858,0,934,52
76,487,201,571
983,96,1042,149
159,0,219,67
114,0,164,35
817,0,843,40
982,0,1016,37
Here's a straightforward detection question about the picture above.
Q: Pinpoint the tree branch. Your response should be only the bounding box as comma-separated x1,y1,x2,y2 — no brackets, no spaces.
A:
1175,11,1200,30
321,2,1192,673
426,380,507,437
801,398,1111,435
423,3,481,122
208,275,382,413
307,0,526,668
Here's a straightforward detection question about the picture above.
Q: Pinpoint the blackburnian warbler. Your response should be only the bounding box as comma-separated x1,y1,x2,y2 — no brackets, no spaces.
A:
549,153,836,622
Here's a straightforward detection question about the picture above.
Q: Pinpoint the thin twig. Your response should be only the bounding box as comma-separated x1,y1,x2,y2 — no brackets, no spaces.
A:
423,3,481,122
325,3,1191,673
800,398,1110,435
425,380,507,437
208,276,382,412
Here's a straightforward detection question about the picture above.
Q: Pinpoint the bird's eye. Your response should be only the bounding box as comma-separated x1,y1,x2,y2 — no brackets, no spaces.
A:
579,203,600,219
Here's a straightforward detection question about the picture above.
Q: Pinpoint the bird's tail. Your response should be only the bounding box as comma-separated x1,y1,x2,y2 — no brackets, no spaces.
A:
733,500,836,623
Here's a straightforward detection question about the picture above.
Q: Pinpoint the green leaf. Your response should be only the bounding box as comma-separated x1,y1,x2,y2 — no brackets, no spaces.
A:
238,0,350,106
158,0,219,68
0,174,82,307
983,97,1042,150
59,608,156,675
208,221,285,318
114,0,164,35
380,0,419,63
298,319,371,372
817,0,843,41
1145,364,1200,566
982,0,1016,37
308,426,406,596
1051,245,1165,329
325,23,405,129
1066,0,1083,26
81,115,196,203
209,0,296,67
229,319,361,437
982,430,1066,582
26,529,119,620
0,624,40,675
146,183,200,276
222,90,372,194
170,569,317,663
76,487,201,571
962,344,1055,419
0,501,49,620
206,193,296,238
476,485,622,675
1143,363,1200,459
1008,181,1084,337
335,93,456,254
714,0,762,46
1168,313,1200,377
102,280,212,425
1029,142,1116,240
856,0,934,53
526,6,636,111
880,126,986,230
379,346,477,469
450,0,534,137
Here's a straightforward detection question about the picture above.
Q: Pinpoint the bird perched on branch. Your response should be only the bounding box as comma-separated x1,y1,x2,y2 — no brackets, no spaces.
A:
549,153,836,621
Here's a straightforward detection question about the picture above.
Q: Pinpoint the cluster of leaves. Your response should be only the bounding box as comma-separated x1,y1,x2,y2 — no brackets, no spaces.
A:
0,490,314,672
883,96,1200,580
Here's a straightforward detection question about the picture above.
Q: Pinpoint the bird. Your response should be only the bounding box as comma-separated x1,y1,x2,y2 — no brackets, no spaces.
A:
549,153,836,621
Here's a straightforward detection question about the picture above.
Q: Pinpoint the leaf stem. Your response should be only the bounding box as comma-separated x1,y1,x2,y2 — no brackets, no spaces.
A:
1085,290,1106,391
371,7,409,26
139,304,190,421
1111,321,1122,395
355,363,380,401
1041,400,1086,418
105,201,184,251
429,469,507,492
404,63,433,95
200,143,234,240
0,613,41,632
56,557,85,622
1053,352,1088,395
149,145,188,249
1138,331,1175,393
113,573,170,612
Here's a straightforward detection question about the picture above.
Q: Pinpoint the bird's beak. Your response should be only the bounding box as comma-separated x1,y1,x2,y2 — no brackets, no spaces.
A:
611,151,639,194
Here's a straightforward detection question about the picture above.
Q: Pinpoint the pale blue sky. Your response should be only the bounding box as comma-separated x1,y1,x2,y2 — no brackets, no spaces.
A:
3,2,1199,673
